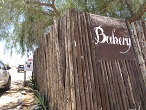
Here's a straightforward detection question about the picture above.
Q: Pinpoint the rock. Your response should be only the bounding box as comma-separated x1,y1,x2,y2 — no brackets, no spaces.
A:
16,105,22,109
21,91,27,95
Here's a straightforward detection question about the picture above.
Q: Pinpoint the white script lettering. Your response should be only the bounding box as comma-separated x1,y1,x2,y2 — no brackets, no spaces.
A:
94,26,131,54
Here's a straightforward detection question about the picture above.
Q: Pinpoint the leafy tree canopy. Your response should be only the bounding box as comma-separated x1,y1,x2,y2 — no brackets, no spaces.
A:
0,0,145,55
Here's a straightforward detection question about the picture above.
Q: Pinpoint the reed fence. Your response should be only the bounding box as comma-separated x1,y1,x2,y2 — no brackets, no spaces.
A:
33,9,146,110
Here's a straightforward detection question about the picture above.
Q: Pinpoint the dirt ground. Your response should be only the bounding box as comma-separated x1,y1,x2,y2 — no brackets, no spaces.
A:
0,80,37,110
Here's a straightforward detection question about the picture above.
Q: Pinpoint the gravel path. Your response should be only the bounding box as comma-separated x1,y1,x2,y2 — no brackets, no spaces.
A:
0,81,36,110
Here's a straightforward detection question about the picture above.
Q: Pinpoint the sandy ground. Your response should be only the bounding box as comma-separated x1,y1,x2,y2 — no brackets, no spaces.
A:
0,68,37,110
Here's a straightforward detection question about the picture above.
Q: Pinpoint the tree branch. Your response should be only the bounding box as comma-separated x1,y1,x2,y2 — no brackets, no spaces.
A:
52,0,55,5
41,10,55,16
99,0,119,15
125,0,134,15
51,5,60,17
127,1,146,23
26,1,53,7
25,0,60,17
